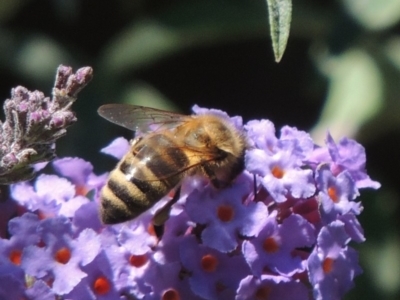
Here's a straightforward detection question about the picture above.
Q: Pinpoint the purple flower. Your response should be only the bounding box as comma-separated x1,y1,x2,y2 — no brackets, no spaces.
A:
21,217,101,295
101,137,130,160
0,262,26,299
316,164,361,223
310,133,380,190
185,172,269,252
155,209,193,264
245,121,316,203
102,243,151,298
143,261,203,300
25,280,56,300
117,210,158,253
10,156,108,220
307,220,362,300
242,213,315,277
326,134,378,188
246,148,316,203
337,213,365,243
245,119,277,151
236,275,310,300
52,157,107,200
179,235,250,300
73,202,103,234
95,212,159,297
245,121,314,162
11,173,89,219
0,213,41,266
279,126,314,160
64,251,120,300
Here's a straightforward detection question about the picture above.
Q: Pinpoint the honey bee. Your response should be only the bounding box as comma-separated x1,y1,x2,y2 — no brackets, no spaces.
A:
98,104,247,225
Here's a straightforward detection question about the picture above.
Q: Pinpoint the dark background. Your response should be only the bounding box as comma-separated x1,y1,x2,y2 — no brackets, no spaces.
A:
0,0,399,299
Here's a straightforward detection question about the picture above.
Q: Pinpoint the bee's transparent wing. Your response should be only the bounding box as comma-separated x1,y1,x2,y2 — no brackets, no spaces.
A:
98,104,189,132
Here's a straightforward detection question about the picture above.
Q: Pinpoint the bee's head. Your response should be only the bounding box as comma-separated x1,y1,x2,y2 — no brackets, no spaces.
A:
201,115,247,159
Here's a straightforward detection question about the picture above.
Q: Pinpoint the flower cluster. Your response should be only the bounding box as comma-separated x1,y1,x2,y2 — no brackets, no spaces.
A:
0,65,93,185
0,106,379,300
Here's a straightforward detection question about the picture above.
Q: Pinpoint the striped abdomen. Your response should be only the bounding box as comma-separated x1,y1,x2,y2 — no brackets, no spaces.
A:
100,133,188,224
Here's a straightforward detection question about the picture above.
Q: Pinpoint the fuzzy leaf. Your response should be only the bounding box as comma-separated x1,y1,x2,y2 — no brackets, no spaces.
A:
266,0,292,62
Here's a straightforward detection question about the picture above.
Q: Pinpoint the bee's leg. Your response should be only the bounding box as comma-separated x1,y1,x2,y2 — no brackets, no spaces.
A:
152,186,182,238
153,220,164,239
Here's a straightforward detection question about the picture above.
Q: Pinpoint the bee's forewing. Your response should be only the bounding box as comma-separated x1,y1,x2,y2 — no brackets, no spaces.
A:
98,104,188,132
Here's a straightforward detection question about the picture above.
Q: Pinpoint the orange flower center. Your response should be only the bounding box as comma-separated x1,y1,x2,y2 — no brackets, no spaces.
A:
217,205,234,222
162,289,180,300
9,250,22,265
327,186,339,203
37,210,48,220
129,254,148,268
93,276,111,295
54,247,71,264
201,254,218,272
271,166,284,179
75,185,89,196
263,237,279,253
322,257,334,273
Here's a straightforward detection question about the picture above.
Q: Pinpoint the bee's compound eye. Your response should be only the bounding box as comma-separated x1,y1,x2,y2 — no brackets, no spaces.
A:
193,127,205,139
184,127,208,147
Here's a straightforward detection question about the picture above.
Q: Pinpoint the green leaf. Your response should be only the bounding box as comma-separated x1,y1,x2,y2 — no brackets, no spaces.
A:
266,0,292,62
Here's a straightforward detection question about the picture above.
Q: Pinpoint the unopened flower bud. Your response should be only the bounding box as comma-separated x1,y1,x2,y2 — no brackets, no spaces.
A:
0,65,92,184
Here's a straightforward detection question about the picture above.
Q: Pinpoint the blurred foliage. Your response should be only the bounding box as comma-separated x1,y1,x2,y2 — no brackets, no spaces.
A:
0,0,399,299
